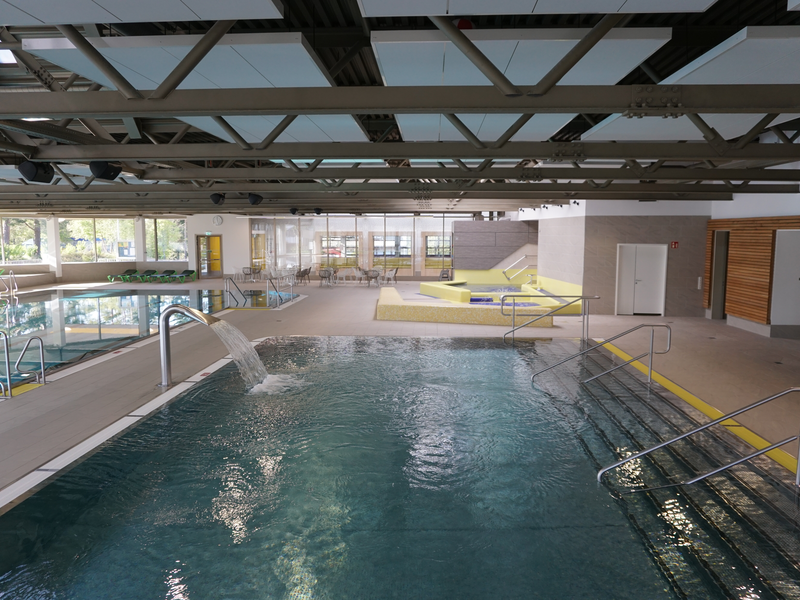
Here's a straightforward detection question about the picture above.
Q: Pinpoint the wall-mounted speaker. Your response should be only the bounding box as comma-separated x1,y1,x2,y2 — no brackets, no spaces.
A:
248,193,263,206
18,161,54,183
89,161,122,181
210,193,225,205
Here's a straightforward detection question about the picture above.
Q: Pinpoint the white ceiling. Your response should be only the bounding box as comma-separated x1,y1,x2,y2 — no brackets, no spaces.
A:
583,26,800,142
357,0,718,17
0,0,283,26
372,28,670,142
22,33,369,144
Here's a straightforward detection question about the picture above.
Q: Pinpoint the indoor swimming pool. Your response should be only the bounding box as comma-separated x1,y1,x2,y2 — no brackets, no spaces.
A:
0,337,797,599
2,287,295,383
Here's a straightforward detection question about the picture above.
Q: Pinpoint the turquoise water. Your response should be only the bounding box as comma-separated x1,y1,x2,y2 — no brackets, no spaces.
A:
0,338,673,599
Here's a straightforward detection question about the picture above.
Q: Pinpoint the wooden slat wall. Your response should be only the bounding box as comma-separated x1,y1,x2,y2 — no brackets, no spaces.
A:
705,216,800,324
703,228,713,308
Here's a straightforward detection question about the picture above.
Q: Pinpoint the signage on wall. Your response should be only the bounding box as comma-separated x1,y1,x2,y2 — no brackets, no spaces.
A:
670,241,679,249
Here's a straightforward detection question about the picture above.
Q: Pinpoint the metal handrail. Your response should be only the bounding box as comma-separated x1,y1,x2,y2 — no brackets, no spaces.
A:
0,332,11,397
223,277,244,307
598,387,800,487
159,304,221,388
8,270,18,296
531,323,671,384
14,336,46,384
501,255,534,281
502,295,599,345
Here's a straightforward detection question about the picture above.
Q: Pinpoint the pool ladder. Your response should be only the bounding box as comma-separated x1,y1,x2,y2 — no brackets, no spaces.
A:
0,333,47,398
598,387,800,489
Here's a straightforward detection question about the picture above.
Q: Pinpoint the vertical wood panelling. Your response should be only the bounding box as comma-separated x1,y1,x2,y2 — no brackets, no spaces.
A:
706,216,800,324
703,228,713,308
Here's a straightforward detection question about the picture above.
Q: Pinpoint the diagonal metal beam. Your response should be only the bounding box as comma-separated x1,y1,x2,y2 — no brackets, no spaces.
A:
0,119,116,145
256,115,297,150
686,113,730,155
429,15,522,97
149,20,237,100
122,117,142,140
770,126,794,145
443,114,486,149
211,116,252,150
530,14,626,97
169,123,192,145
493,114,533,149
56,25,142,99
328,40,369,78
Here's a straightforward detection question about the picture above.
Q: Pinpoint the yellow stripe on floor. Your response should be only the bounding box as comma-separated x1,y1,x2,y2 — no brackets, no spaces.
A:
12,383,43,396
600,341,797,474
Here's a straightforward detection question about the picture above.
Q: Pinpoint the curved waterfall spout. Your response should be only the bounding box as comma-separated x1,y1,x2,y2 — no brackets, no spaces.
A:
159,304,268,389
159,304,221,387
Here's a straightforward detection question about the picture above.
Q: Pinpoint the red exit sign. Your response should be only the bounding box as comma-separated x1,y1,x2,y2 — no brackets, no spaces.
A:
670,241,679,249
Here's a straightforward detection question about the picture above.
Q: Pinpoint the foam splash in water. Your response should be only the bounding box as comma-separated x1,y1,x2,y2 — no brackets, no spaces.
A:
209,320,268,388
249,374,307,395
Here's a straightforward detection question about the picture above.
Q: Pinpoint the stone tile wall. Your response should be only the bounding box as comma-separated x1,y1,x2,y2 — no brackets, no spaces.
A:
583,215,709,316
452,220,538,270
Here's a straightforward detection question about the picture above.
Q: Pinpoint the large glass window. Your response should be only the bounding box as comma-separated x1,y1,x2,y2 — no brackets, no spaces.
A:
95,219,135,262
425,235,451,258
146,218,187,261
59,219,96,263
59,218,136,263
1,217,47,264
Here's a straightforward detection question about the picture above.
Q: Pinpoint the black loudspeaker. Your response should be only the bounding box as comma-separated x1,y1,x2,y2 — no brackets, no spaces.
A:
18,161,54,183
89,161,122,181
248,193,263,206
289,208,298,215
210,193,225,205
314,207,322,215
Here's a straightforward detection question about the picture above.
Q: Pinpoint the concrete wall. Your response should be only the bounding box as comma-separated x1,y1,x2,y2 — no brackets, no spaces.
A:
186,214,250,277
59,261,137,283
452,220,538,270
582,215,709,316
537,216,586,286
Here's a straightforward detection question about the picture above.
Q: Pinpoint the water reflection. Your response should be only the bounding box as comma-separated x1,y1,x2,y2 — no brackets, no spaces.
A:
164,561,190,600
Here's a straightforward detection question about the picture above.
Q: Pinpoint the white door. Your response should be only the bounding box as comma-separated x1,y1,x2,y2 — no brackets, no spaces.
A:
771,230,800,325
616,244,668,316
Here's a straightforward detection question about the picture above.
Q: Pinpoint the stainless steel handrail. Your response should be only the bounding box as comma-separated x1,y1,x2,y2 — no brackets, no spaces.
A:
223,277,244,306
0,332,11,397
14,336,46,384
501,255,534,281
502,295,599,345
530,323,671,384
159,304,221,388
9,270,18,296
598,387,800,487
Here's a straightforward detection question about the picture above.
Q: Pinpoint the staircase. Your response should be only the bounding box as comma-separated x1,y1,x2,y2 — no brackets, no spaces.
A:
524,339,800,600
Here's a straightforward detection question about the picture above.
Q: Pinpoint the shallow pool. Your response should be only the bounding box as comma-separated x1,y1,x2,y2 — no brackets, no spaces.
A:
0,338,674,599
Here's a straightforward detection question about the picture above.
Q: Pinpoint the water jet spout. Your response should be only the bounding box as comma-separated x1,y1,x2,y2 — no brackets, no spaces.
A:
159,304,221,387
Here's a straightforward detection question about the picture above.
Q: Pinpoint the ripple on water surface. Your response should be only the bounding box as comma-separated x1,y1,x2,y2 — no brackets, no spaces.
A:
0,337,675,600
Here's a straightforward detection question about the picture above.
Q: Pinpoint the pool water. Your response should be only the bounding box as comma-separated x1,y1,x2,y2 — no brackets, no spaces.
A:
455,284,523,293
0,337,673,599
3,289,229,381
